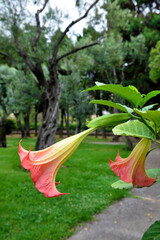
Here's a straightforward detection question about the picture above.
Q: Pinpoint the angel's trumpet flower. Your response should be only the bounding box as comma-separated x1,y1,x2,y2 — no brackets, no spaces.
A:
19,128,95,197
108,138,156,187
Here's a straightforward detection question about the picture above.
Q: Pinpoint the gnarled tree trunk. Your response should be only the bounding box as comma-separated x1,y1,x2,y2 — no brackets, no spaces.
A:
35,79,61,150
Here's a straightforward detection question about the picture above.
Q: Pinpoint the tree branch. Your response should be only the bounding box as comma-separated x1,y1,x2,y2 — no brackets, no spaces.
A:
31,0,49,51
104,69,112,84
58,68,72,75
57,41,99,62
112,67,118,84
13,27,47,87
51,0,99,63
0,51,14,64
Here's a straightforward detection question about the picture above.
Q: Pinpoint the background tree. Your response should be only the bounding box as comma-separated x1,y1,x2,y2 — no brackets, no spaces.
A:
0,0,100,150
59,35,95,135
149,40,160,84
117,0,160,91
0,64,43,138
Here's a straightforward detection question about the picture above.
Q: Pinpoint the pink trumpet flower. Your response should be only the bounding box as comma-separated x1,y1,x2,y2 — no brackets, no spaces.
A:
19,128,95,197
108,138,157,187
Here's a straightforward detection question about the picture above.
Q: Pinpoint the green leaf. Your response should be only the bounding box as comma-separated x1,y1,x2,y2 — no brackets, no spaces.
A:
139,90,160,107
84,82,142,107
134,109,160,128
113,120,156,140
111,168,160,189
90,100,133,113
111,180,132,189
147,168,160,181
87,113,131,128
142,104,158,111
142,221,160,240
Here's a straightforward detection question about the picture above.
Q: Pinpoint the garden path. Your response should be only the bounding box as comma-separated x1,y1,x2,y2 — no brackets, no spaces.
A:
68,144,160,240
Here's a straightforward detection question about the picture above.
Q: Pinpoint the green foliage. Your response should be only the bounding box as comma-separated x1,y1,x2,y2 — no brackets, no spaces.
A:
88,113,131,128
134,109,160,128
105,0,132,32
0,64,43,116
90,100,133,113
85,82,142,107
142,104,158,111
86,83,160,141
59,40,96,130
149,41,160,83
113,120,156,140
139,90,160,107
142,221,160,240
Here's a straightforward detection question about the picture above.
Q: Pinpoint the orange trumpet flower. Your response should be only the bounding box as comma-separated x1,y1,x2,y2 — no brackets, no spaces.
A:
19,128,95,197
108,138,156,187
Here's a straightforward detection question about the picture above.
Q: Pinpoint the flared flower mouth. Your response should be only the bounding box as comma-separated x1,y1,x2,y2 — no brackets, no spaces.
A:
108,138,157,187
18,128,95,197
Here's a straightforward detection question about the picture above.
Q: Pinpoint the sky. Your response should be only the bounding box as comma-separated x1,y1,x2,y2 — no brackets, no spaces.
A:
27,0,105,41
50,0,94,37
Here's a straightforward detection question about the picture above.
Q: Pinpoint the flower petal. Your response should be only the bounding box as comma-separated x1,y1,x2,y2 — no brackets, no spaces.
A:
132,160,157,187
108,156,134,183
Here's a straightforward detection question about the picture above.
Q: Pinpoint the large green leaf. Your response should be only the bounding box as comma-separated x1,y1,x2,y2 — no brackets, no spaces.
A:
139,90,160,107
135,109,160,128
87,113,131,128
142,104,158,111
84,82,142,107
90,100,133,113
142,221,160,240
113,120,156,140
111,168,160,189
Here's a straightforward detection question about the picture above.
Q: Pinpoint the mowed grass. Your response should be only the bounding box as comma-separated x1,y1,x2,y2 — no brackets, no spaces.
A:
0,136,130,240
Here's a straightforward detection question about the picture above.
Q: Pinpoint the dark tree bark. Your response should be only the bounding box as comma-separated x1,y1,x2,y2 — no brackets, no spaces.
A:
24,111,30,137
0,118,6,147
36,72,61,149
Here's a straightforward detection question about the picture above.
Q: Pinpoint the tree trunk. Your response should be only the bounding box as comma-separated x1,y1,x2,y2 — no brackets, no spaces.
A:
24,111,30,137
35,80,61,150
65,105,70,137
34,105,39,137
59,108,64,138
15,113,25,138
124,136,133,150
101,127,106,139
35,111,38,137
0,118,6,147
75,119,82,134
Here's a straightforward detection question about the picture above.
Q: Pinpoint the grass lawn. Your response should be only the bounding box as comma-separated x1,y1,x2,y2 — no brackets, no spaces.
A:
0,136,130,240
